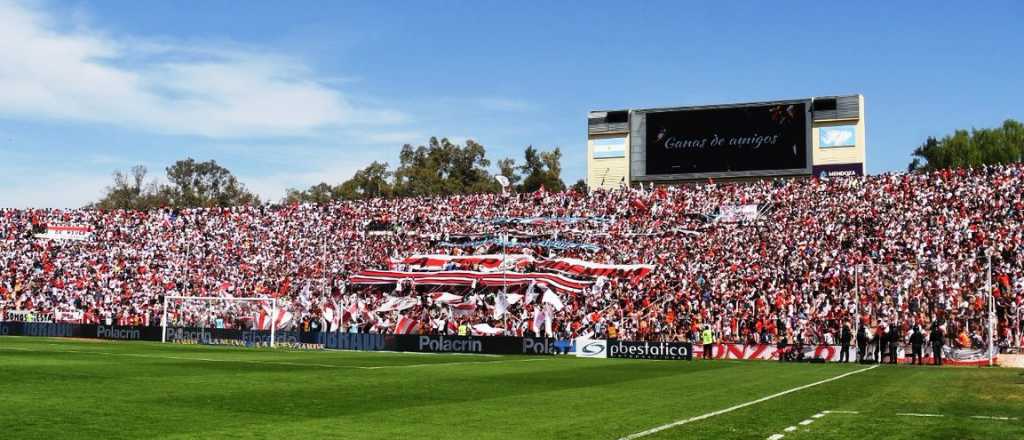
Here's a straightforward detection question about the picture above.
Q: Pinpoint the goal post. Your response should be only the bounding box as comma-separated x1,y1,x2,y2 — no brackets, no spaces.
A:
161,295,278,347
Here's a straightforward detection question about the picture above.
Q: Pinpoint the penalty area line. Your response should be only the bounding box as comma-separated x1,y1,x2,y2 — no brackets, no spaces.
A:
617,365,880,440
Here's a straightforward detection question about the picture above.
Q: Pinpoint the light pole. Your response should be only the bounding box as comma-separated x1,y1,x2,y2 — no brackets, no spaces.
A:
987,253,994,367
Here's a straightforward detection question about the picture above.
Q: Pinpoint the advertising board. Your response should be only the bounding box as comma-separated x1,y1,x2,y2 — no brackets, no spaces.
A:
630,100,814,181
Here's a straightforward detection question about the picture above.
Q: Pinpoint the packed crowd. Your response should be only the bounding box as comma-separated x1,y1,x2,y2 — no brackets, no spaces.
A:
2,164,1023,351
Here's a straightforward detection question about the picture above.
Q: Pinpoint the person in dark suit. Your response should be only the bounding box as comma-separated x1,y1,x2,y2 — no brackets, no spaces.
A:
909,325,925,365
929,324,944,366
887,324,900,364
777,330,789,362
839,322,852,363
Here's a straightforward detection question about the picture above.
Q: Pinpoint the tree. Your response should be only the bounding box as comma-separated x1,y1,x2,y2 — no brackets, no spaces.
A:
336,161,393,200
284,182,337,205
571,179,588,194
162,158,260,207
518,146,565,192
92,165,166,210
496,158,521,190
908,119,1024,171
392,137,499,197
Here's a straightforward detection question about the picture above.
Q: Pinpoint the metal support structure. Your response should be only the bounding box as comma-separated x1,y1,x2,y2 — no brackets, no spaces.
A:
161,295,169,343
270,298,277,348
987,254,994,367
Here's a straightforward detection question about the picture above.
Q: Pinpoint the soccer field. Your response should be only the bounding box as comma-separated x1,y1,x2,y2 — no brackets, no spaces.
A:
0,337,1020,439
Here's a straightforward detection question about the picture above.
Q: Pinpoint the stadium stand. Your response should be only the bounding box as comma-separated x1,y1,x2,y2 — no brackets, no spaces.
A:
1,164,1022,353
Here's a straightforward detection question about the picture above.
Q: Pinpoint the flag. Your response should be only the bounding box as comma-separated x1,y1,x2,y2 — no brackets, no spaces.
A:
451,302,477,318
323,301,340,332
431,292,464,304
377,296,418,312
532,307,547,334
257,306,293,330
525,281,539,304
543,304,554,337
274,309,294,330
541,288,564,311
494,292,510,319
344,302,359,324
394,315,418,334
472,323,505,336
257,307,268,330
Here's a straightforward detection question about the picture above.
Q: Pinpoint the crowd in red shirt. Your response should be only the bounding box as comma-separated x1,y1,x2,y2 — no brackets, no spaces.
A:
1,164,1022,351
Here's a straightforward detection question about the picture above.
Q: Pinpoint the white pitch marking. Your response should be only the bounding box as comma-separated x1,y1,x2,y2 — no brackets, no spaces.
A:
896,413,943,418
812,413,825,418
767,434,785,440
970,416,1017,421
783,426,798,432
827,410,860,414
798,419,814,426
618,365,880,440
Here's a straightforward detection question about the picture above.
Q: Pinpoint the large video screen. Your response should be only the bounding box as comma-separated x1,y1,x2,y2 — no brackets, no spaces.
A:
644,102,808,176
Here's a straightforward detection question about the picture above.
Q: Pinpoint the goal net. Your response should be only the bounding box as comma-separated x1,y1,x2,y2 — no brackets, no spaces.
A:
161,296,290,348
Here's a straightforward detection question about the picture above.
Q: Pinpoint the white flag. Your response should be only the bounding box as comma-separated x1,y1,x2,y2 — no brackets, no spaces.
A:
543,304,554,337
525,281,539,304
532,307,546,334
494,292,510,319
541,288,564,311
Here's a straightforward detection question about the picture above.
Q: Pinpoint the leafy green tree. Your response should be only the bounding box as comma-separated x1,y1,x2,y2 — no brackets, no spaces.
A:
518,146,565,192
284,182,337,204
91,165,167,210
162,158,260,207
93,159,258,209
571,179,588,193
392,137,498,196
496,158,521,190
336,161,393,199
909,119,1024,171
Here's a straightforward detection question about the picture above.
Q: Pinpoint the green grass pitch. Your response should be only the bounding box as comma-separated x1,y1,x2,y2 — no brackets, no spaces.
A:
1,337,1021,439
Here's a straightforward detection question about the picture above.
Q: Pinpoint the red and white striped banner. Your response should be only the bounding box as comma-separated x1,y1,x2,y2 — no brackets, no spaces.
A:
350,270,592,294
535,258,654,279
389,254,534,271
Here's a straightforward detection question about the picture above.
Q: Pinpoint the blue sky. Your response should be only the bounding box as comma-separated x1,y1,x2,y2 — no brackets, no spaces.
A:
1,0,1021,208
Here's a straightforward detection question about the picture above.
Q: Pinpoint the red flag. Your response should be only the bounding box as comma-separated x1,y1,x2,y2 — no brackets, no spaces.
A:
394,316,418,334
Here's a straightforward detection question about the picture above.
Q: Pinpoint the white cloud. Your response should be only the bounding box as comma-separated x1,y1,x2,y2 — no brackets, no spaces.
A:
0,0,403,138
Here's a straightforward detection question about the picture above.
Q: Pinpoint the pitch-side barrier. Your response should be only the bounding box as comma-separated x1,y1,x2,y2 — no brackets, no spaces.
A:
0,322,999,365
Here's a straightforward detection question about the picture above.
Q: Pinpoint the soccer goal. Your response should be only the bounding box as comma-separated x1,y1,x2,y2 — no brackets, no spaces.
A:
161,296,281,347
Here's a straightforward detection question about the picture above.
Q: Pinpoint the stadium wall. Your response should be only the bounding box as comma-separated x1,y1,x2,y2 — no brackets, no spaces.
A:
0,322,1003,367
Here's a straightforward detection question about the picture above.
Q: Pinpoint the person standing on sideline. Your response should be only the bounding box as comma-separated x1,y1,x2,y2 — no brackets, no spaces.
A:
929,324,945,366
909,325,925,365
840,322,853,363
876,322,888,363
887,323,900,364
701,325,714,360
